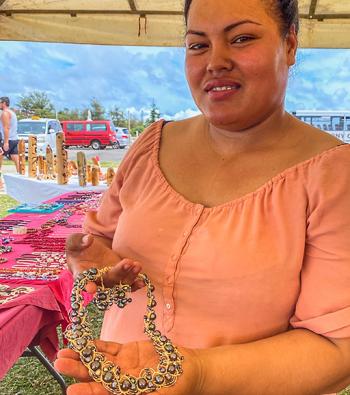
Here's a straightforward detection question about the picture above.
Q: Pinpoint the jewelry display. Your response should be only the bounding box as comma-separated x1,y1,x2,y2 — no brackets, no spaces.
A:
0,267,61,281
12,226,27,235
65,267,184,395
0,284,35,305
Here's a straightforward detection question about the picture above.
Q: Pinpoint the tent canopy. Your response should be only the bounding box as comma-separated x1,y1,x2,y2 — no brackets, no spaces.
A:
0,0,349,48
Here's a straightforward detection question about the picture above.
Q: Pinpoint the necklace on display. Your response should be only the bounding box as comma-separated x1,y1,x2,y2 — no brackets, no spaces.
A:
65,267,184,395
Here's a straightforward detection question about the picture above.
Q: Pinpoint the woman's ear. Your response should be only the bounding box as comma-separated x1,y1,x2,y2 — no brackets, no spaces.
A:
286,24,298,67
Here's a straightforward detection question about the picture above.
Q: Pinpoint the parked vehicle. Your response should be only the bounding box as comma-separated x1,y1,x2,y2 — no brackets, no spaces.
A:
115,127,131,148
292,110,350,143
61,120,119,149
17,117,62,155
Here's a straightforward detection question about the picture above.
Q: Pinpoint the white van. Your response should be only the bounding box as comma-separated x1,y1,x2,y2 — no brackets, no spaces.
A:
17,118,62,155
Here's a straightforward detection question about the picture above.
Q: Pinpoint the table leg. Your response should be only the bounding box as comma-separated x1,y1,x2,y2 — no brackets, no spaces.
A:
22,346,67,395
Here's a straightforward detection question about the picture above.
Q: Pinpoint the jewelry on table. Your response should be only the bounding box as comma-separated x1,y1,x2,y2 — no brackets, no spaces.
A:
0,284,35,305
65,267,184,395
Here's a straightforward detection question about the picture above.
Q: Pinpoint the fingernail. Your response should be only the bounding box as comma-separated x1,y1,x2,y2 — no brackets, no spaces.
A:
123,262,131,270
82,234,89,245
132,267,140,274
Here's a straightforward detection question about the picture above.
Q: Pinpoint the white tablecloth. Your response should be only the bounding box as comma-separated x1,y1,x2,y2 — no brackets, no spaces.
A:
4,174,107,203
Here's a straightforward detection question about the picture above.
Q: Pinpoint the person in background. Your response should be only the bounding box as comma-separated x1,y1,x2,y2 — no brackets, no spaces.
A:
0,96,20,175
55,0,350,394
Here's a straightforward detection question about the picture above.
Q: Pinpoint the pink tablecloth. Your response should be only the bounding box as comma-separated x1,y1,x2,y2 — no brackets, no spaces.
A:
0,191,102,379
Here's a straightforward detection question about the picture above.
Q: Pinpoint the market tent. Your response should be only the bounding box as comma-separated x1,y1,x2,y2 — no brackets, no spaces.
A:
0,0,349,48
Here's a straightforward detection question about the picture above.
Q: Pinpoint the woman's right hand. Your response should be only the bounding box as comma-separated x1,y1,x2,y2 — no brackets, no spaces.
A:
65,233,144,293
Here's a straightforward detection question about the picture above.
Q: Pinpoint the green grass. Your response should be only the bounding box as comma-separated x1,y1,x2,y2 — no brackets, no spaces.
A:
0,195,18,218
0,305,104,395
99,160,119,168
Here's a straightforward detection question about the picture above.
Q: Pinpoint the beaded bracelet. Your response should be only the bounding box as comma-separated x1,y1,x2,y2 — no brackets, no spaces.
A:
65,267,184,395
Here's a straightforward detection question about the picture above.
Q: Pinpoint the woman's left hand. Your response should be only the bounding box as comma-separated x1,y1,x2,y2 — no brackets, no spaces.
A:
54,339,203,395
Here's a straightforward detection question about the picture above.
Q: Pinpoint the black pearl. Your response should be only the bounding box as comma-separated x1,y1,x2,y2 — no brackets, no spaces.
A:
165,373,173,382
90,361,101,371
137,378,147,390
165,344,174,352
103,372,113,383
170,353,178,361
167,364,176,374
121,379,131,391
82,347,92,357
154,374,164,385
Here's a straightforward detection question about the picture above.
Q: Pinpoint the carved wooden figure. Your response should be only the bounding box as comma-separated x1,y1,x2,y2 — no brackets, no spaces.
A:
77,152,87,187
38,155,45,177
106,167,115,186
86,164,92,183
91,166,99,186
56,132,68,185
46,145,55,178
28,135,37,178
18,139,26,175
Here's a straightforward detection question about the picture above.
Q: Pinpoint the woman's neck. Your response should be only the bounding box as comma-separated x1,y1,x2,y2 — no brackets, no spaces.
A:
204,109,295,158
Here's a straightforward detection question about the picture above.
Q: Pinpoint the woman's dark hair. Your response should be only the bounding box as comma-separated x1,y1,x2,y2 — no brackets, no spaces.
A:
184,0,299,36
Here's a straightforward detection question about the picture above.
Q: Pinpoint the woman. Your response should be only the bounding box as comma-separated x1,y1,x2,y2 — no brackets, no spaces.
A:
55,0,350,393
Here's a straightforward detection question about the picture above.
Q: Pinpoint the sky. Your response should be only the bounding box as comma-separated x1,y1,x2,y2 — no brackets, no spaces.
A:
0,41,350,120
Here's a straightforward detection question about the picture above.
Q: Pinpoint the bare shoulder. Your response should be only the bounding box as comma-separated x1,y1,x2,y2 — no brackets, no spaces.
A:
162,115,202,134
161,115,203,147
291,116,343,158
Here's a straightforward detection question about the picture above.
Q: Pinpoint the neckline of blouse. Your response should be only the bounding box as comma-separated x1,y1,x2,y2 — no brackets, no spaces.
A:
150,119,349,211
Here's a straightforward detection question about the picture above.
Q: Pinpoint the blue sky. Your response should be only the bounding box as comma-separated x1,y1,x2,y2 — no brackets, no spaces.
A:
0,41,350,120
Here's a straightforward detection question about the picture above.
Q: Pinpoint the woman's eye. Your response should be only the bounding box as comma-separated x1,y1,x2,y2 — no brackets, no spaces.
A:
187,43,208,51
232,35,254,44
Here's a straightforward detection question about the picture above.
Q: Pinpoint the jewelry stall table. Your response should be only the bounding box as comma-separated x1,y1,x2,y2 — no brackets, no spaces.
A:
0,190,103,392
3,173,107,204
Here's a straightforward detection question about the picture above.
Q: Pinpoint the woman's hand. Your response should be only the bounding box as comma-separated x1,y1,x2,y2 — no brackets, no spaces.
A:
55,340,203,395
66,233,144,293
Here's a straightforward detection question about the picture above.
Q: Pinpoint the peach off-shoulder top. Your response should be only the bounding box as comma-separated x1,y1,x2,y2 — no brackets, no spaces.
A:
84,120,350,349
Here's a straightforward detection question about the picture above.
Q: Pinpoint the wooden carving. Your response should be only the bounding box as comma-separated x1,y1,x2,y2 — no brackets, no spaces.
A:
46,145,55,178
28,135,37,178
91,166,99,186
86,164,92,183
18,139,26,175
77,152,87,187
56,132,68,185
106,167,115,186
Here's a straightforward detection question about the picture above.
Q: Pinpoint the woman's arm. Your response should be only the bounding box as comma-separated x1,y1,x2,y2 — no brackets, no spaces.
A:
198,329,350,395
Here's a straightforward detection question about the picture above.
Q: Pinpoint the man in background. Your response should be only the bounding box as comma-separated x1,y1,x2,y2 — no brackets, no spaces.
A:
0,97,19,179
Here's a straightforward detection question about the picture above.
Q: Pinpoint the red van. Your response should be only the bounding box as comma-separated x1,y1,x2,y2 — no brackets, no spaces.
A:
61,120,118,150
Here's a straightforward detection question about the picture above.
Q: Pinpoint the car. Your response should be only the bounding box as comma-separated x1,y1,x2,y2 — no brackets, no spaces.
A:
61,120,119,150
17,117,62,155
115,127,131,149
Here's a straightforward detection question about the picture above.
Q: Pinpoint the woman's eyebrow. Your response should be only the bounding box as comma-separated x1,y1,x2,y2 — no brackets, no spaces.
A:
185,20,262,37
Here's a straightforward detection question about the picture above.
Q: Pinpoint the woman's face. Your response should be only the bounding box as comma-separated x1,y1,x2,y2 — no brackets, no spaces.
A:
185,0,297,131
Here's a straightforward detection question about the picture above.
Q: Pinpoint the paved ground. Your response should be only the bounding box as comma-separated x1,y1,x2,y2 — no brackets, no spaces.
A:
66,145,129,162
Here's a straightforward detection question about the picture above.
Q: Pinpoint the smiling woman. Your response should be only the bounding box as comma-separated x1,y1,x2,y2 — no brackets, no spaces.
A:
55,1,350,394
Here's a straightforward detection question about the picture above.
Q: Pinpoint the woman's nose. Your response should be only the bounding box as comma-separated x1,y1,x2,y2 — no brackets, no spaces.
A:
206,43,234,74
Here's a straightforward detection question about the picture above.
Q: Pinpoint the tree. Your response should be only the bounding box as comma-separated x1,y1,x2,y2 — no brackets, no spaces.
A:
89,98,105,120
57,107,82,120
17,91,55,118
109,106,127,127
145,100,160,126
